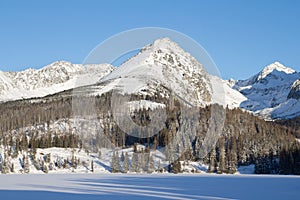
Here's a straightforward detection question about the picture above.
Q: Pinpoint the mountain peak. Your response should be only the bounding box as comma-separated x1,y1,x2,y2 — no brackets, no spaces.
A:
258,61,295,80
152,37,178,49
140,37,184,57
100,37,212,106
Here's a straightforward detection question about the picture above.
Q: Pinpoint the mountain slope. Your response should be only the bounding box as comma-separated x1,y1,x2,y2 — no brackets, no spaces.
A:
233,62,300,119
0,61,114,102
91,38,213,107
210,75,247,108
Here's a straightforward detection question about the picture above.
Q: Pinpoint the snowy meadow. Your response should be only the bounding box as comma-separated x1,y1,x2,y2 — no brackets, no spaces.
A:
0,174,299,200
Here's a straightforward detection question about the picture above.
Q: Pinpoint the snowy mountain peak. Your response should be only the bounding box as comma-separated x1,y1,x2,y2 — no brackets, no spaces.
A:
232,61,300,119
100,38,212,106
40,61,83,74
152,37,180,50
257,61,295,80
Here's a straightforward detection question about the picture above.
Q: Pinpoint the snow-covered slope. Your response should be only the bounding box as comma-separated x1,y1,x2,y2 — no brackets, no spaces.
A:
210,75,247,108
0,61,114,102
233,62,300,119
93,38,213,107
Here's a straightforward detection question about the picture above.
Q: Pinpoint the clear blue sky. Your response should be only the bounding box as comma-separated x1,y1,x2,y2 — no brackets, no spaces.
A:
0,0,299,79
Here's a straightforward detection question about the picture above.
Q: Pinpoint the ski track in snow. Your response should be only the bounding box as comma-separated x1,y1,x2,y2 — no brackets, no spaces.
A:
0,174,300,200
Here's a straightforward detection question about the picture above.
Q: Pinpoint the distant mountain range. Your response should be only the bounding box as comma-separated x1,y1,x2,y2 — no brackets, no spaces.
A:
0,61,114,102
233,62,300,119
1,38,300,120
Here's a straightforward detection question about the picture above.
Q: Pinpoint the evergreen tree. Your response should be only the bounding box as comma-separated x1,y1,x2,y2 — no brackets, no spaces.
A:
217,137,226,174
42,161,48,173
171,160,182,174
148,155,155,173
1,161,7,174
208,147,216,173
91,160,94,172
11,163,14,173
111,151,121,173
123,152,129,173
120,151,125,162
24,155,30,173
228,139,237,174
143,153,150,172
157,160,163,173
131,152,138,173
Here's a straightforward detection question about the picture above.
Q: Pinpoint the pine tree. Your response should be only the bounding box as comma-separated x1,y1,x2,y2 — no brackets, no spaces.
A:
1,161,7,174
120,152,125,162
91,160,94,172
157,160,163,173
115,151,121,173
172,160,182,174
123,152,129,173
143,153,150,172
11,163,14,173
148,155,155,173
42,161,48,173
111,151,121,173
49,162,54,171
228,139,237,174
63,159,68,169
217,137,226,174
208,147,216,173
131,152,138,173
24,155,30,173
56,158,62,168
45,153,51,163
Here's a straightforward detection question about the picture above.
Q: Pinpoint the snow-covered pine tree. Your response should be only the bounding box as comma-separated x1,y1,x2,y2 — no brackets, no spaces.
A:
208,147,216,173
123,152,129,173
131,152,138,173
217,137,226,174
148,155,155,173
111,151,121,173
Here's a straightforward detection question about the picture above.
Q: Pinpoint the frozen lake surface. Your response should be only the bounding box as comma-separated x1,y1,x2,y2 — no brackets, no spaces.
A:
0,174,299,200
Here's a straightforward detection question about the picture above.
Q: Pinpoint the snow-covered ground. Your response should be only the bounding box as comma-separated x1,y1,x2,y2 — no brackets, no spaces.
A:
0,174,299,200
0,143,255,176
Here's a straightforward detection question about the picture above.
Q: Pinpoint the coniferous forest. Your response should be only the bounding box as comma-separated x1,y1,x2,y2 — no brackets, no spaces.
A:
0,88,299,175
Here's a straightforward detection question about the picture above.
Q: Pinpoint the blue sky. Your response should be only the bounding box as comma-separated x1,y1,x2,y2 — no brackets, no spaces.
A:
0,0,299,79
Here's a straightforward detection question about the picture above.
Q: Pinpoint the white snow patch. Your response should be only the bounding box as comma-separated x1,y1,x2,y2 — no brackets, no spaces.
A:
128,100,165,112
210,75,247,108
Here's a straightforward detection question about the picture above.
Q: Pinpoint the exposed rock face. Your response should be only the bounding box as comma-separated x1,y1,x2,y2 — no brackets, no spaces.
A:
288,79,300,100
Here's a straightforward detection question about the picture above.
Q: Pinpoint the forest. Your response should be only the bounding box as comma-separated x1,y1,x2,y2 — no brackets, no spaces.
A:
0,88,299,175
